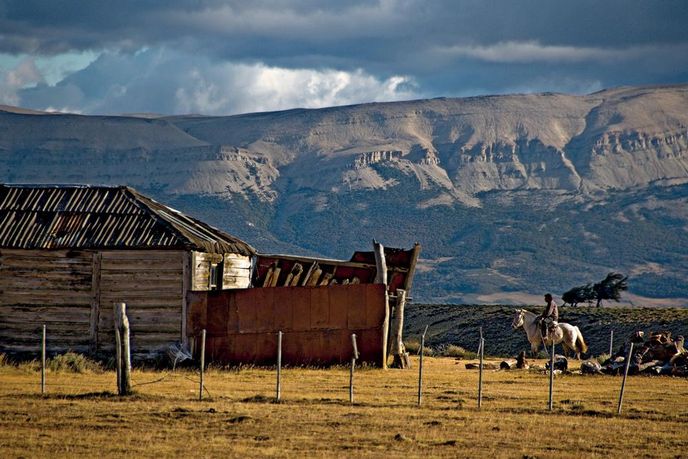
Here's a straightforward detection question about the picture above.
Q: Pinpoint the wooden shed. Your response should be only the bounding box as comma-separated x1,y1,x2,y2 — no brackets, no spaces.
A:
187,244,421,367
0,184,255,359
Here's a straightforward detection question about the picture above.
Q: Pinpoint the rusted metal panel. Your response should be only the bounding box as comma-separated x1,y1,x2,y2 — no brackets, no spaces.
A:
310,288,330,329
187,284,387,366
272,288,295,331
292,289,311,331
347,288,368,329
328,286,349,329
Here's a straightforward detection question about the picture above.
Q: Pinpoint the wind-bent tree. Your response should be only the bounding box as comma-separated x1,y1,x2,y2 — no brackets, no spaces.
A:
592,272,628,307
562,273,629,307
562,283,594,306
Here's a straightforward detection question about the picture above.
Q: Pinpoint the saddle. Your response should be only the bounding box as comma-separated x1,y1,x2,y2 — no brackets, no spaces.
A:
539,317,558,340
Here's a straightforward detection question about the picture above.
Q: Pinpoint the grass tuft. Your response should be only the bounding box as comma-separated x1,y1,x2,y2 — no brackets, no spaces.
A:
404,339,434,356
437,344,477,359
47,353,103,373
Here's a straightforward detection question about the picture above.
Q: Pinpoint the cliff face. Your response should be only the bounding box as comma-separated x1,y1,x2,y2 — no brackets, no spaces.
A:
1,84,688,304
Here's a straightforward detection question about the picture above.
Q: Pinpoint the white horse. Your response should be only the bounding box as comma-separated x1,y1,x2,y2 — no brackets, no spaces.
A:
511,308,588,359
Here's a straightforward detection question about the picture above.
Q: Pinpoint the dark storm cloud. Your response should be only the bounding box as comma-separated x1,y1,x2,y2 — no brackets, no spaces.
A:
2,1,687,64
1,1,687,114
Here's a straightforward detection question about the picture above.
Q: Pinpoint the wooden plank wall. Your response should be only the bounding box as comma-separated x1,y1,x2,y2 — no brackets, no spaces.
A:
223,254,252,289
97,250,184,358
187,284,387,366
0,249,93,354
192,251,252,291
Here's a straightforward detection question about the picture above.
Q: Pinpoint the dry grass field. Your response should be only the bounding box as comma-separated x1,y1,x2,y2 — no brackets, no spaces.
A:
1,356,687,458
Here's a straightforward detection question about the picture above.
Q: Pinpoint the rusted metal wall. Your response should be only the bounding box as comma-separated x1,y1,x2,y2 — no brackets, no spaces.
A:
187,284,387,366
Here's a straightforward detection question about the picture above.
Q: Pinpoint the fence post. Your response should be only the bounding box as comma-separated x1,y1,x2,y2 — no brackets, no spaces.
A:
114,319,122,393
122,306,132,395
418,325,428,406
276,330,283,402
113,302,132,395
199,329,206,401
617,342,634,415
548,341,555,411
609,330,614,357
350,333,359,404
41,324,46,395
478,327,484,408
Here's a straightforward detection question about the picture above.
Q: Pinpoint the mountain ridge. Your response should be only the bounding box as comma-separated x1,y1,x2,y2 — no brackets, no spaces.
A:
1,83,687,305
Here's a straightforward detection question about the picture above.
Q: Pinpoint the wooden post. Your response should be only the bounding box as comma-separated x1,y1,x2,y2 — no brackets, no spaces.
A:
350,333,359,404
390,289,409,369
617,342,634,415
113,302,132,396
373,240,388,285
478,327,484,408
199,329,206,401
401,242,421,293
41,324,46,395
276,331,282,402
548,341,555,411
609,330,614,357
418,325,428,406
373,240,389,369
114,320,122,393
122,306,132,395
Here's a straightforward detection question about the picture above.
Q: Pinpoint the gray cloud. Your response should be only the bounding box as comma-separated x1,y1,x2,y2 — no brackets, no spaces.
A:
1,1,687,114
18,49,420,115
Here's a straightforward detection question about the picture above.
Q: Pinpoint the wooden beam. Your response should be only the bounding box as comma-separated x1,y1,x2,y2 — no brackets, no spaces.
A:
182,251,191,346
373,240,387,285
390,289,409,369
402,242,421,293
258,253,410,273
373,240,389,369
89,252,102,355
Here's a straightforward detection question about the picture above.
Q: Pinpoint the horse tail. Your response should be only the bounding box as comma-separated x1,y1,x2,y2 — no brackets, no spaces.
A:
575,327,588,354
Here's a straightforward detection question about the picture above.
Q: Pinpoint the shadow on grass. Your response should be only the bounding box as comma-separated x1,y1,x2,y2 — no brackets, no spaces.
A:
4,391,167,401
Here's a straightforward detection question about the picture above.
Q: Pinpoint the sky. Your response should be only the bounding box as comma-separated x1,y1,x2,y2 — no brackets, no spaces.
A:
1,0,687,116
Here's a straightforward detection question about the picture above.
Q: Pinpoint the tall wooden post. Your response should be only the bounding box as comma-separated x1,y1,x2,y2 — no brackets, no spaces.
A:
548,341,555,411
350,334,359,404
617,342,634,415
114,302,132,396
276,331,283,402
390,289,409,369
478,327,484,408
418,325,428,406
41,324,46,394
114,320,122,393
373,240,389,369
609,330,614,357
199,329,206,401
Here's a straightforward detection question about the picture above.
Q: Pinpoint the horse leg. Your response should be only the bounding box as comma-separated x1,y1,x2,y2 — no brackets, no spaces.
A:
562,343,570,358
531,342,539,357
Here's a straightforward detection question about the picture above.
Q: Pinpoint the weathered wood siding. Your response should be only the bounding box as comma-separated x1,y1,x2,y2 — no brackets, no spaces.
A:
97,250,184,358
0,249,93,354
191,251,251,291
223,254,252,289
0,248,251,359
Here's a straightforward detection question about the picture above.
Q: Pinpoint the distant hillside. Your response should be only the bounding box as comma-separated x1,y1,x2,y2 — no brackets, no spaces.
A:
404,304,688,357
1,84,688,304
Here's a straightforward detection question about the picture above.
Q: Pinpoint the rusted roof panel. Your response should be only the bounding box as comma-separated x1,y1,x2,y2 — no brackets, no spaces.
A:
0,184,255,255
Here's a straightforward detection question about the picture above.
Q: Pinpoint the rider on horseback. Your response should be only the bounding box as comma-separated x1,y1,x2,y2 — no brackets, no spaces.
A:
539,293,559,340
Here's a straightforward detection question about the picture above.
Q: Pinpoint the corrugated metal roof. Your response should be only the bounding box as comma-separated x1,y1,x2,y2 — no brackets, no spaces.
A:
0,184,255,255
